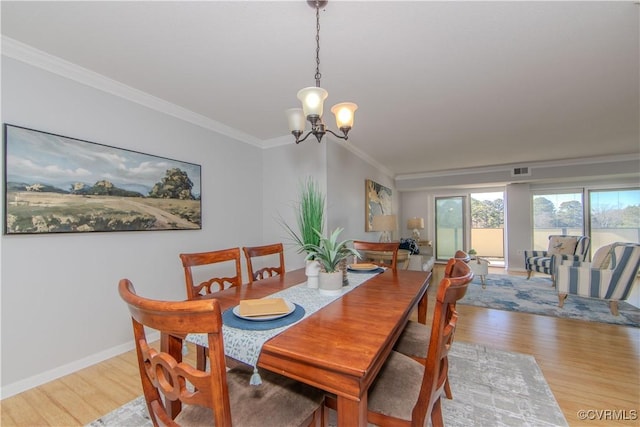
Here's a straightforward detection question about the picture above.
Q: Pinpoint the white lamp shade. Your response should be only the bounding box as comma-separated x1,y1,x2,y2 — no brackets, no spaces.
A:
285,108,306,132
407,217,424,230
331,102,358,129
297,86,328,118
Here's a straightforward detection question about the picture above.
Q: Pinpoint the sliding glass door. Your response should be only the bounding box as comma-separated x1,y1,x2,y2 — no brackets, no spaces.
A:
435,196,465,261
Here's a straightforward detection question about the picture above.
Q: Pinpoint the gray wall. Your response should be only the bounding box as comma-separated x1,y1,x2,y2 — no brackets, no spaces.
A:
1,57,263,395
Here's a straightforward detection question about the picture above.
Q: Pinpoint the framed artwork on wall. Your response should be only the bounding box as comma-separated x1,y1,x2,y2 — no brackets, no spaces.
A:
4,124,202,234
365,179,392,231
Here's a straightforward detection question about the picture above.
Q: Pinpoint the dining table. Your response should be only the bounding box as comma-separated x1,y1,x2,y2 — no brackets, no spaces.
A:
164,266,431,427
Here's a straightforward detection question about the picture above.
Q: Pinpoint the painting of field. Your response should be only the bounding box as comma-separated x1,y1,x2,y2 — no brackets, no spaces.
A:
4,125,201,234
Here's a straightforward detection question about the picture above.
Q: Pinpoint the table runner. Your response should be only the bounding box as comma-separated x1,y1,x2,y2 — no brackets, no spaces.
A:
185,270,381,380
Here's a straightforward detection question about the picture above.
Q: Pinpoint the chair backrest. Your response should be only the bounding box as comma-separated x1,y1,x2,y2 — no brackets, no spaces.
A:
242,243,285,284
179,247,242,299
547,235,590,260
607,243,640,300
352,241,399,271
118,279,231,426
412,259,473,426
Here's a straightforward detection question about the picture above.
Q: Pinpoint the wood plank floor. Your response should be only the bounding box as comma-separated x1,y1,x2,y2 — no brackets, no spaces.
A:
2,266,638,426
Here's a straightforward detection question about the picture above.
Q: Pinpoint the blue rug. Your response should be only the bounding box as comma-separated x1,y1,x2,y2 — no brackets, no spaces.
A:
460,274,639,327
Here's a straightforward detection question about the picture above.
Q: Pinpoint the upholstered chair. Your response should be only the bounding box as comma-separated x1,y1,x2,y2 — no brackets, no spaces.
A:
524,235,590,284
555,242,640,316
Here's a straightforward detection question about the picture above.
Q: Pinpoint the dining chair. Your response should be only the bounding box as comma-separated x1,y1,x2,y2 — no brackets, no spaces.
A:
118,279,324,427
179,247,243,370
352,241,400,271
393,258,473,399
179,247,243,300
366,265,473,427
243,243,285,284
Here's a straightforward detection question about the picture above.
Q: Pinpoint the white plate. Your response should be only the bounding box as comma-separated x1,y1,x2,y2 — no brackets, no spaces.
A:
232,300,295,321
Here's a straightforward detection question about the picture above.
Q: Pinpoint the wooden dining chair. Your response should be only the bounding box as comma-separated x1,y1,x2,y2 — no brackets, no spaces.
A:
366,266,473,427
323,266,472,425
179,247,243,300
118,279,324,427
179,247,243,370
393,258,473,399
352,241,400,271
243,243,285,284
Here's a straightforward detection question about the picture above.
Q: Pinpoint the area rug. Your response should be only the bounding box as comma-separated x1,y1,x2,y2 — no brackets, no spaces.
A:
460,274,639,327
87,342,567,427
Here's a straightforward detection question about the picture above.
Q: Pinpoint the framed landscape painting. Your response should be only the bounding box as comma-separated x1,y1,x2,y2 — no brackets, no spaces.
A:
365,179,392,231
4,124,202,234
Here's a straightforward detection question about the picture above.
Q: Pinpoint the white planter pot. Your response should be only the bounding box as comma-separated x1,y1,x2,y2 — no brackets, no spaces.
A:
319,271,343,296
305,260,321,289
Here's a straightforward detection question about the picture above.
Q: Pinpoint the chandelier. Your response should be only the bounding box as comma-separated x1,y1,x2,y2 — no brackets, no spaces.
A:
285,0,358,144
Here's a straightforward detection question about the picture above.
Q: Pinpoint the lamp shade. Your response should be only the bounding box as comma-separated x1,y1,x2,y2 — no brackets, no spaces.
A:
372,214,397,232
285,108,306,132
407,217,424,230
297,86,328,118
331,102,358,130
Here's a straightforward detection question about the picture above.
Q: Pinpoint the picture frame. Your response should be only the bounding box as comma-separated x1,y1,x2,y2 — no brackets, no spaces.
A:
365,179,392,231
4,124,202,234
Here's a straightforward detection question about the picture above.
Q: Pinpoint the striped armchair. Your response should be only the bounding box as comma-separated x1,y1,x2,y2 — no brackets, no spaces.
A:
524,235,590,284
555,242,640,316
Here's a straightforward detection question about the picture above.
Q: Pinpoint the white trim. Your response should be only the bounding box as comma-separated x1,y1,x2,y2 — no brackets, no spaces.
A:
0,331,160,399
395,154,640,181
1,36,263,148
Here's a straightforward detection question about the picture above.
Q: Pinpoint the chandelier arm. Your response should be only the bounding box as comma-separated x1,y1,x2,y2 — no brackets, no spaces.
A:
295,131,315,144
325,129,349,141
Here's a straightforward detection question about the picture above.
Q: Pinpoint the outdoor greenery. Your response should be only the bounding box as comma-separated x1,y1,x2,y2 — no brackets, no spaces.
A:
471,198,504,228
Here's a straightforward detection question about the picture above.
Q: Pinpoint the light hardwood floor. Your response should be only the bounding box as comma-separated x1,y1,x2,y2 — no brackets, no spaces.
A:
2,266,639,426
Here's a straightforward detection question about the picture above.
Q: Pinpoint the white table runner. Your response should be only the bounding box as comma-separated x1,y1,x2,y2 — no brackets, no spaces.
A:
185,270,381,370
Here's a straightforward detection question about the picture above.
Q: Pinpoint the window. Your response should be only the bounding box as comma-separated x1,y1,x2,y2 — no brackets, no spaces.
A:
589,189,640,253
532,192,584,250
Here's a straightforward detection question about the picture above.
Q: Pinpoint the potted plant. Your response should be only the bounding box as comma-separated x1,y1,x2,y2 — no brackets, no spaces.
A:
281,177,325,254
302,227,360,295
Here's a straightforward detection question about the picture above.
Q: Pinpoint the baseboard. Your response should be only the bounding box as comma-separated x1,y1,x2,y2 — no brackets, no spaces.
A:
1,331,160,399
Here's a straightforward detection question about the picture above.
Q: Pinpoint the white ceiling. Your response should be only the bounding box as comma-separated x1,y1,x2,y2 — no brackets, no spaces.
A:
2,1,639,177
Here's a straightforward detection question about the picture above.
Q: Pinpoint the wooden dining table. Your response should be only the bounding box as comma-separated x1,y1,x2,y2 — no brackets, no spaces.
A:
165,267,431,426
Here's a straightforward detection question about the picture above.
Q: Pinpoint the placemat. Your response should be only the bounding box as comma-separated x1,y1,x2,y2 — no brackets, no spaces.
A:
222,304,305,331
347,267,384,274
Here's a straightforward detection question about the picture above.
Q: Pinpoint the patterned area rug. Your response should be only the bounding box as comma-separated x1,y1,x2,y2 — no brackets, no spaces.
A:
461,274,639,327
87,342,567,427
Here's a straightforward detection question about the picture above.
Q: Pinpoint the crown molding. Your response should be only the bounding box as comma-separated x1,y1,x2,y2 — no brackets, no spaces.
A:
1,36,263,147
395,153,640,181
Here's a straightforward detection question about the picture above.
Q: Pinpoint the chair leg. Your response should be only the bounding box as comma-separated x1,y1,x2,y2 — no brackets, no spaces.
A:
558,293,567,308
444,377,453,399
430,397,444,427
527,270,533,279
609,301,619,316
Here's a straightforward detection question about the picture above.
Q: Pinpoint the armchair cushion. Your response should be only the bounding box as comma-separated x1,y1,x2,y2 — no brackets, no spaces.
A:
591,244,614,269
547,236,578,255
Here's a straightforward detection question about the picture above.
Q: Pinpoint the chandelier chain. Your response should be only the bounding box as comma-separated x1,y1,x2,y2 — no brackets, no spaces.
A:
314,1,321,87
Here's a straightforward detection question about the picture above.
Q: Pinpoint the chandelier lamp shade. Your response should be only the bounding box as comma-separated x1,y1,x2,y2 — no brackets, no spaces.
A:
286,0,358,144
